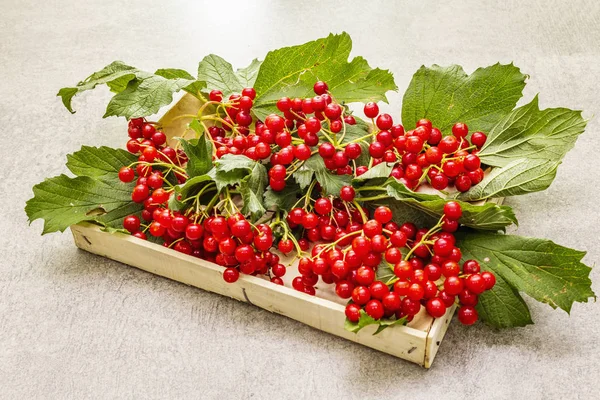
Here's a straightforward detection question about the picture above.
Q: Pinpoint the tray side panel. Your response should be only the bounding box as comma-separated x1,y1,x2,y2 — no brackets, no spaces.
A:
424,304,457,368
71,223,429,366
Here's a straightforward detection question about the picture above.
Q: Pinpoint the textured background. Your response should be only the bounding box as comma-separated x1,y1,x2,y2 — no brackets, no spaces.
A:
2,0,599,399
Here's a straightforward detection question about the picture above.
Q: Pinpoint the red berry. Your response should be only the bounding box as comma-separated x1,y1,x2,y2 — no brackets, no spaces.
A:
241,87,256,99
470,131,487,148
443,276,464,295
363,102,379,118
385,247,402,264
376,114,393,130
272,263,286,278
459,290,479,306
277,97,291,112
443,201,462,220
305,117,322,134
458,306,478,325
373,206,393,224
344,143,362,159
369,281,390,300
265,114,285,132
401,297,421,316
463,260,481,274
433,238,453,257
335,280,354,299
430,173,449,190
345,303,361,322
363,220,382,238
223,267,239,283
463,154,481,172
314,198,333,215
439,136,459,154
425,147,443,164
464,274,486,296
324,103,342,119
452,123,469,138
368,141,385,158
382,292,401,312
142,124,156,139
481,271,496,289
149,221,166,237
269,165,287,181
355,266,375,286
278,239,294,254
339,185,355,202
390,231,408,247
119,167,135,183
352,286,371,305
405,136,424,153
365,299,385,320
318,142,336,159
313,81,328,95
426,298,447,318
123,215,140,233
455,174,472,192
131,184,149,203
209,90,223,102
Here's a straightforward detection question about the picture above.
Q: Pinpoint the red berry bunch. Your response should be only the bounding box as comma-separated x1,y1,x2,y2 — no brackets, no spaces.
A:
364,106,488,192
290,200,495,324
202,82,357,192
119,117,190,237
115,84,497,327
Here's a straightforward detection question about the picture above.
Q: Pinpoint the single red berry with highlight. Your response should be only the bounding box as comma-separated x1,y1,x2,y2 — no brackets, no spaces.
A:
364,102,379,118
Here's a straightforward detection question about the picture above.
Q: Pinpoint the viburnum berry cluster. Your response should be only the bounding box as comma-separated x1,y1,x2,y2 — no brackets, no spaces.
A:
205,81,361,191
363,102,487,192
115,80,498,326
295,201,495,325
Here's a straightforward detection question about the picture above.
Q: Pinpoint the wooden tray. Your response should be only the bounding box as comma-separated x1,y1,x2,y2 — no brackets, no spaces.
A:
69,94,472,368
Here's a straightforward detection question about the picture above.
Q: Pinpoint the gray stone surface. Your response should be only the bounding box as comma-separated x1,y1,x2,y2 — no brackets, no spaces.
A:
1,0,599,398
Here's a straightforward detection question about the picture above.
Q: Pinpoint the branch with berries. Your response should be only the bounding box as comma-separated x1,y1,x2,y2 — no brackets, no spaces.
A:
26,33,594,332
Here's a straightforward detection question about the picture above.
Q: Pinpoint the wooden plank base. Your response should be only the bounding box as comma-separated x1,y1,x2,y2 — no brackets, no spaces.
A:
71,222,455,367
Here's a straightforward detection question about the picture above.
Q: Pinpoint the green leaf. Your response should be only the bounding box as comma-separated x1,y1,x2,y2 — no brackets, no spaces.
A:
376,262,396,283
313,158,352,196
58,61,200,118
58,61,139,113
25,174,142,234
155,68,196,80
456,231,595,314
458,159,560,201
475,273,533,328
214,154,256,173
197,54,244,97
26,147,144,234
210,154,262,191
239,162,268,221
252,33,397,120
293,155,351,195
401,63,527,134
344,310,407,334
264,182,301,212
352,162,393,186
236,58,262,88
384,179,517,230
292,165,315,190
478,96,587,167
103,74,195,119
178,133,214,177
176,174,216,201
66,146,137,178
